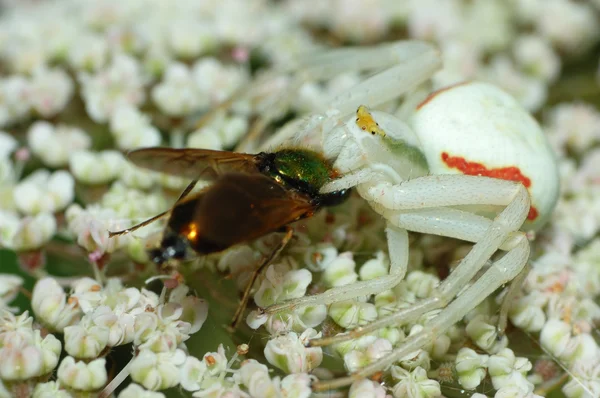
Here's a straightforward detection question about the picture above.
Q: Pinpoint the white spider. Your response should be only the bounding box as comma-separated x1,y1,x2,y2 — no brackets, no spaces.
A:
236,42,558,390
240,41,560,391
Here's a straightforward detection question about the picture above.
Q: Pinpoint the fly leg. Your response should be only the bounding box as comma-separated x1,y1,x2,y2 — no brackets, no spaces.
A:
108,179,199,237
229,226,294,330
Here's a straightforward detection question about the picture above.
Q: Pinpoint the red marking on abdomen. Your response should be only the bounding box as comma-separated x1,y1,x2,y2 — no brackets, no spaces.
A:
441,152,538,221
417,81,469,110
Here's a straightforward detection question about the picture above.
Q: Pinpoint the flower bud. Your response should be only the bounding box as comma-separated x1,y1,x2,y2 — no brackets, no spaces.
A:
57,356,107,391
63,315,110,359
349,379,387,398
322,252,358,287
264,329,323,374
329,300,377,329
129,349,186,391
455,348,489,389
13,170,74,215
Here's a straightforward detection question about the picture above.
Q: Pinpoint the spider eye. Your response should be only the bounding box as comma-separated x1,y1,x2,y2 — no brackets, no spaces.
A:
371,131,376,135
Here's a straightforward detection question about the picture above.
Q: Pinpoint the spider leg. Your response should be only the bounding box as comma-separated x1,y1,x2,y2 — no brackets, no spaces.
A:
312,232,529,391
263,224,409,314
308,210,522,348
310,178,530,391
263,176,529,314
230,227,294,330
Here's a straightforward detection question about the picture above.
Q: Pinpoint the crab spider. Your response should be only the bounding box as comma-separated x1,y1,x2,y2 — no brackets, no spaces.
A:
247,42,560,391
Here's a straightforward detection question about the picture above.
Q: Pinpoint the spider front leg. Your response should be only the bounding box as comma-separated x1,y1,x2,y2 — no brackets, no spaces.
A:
263,175,529,314
310,177,531,391
309,205,525,348
262,225,410,314
312,234,530,391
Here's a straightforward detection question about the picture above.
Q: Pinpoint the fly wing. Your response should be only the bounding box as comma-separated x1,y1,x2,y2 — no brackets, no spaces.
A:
127,147,261,181
168,173,315,254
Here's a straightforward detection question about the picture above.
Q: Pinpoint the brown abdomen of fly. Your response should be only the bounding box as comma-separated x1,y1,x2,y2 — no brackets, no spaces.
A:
167,173,315,255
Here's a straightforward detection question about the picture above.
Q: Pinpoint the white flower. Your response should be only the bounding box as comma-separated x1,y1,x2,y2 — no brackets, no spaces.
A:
135,303,193,353
13,169,74,215
264,328,323,374
0,274,23,310
66,204,135,254
546,103,600,155
120,162,158,190
119,383,166,398
495,386,542,398
79,54,146,122
167,19,218,59
31,277,81,332
180,356,208,392
405,270,439,298
322,252,358,287
540,318,572,359
509,291,547,332
0,158,15,209
455,348,489,390
0,321,61,381
28,67,74,117
461,0,514,52
482,55,547,112
27,122,91,167
57,356,107,391
32,381,72,398
1,211,57,251
63,314,110,359
407,0,462,42
359,251,389,280
236,360,280,397
329,300,378,329
325,0,389,43
488,348,533,391
0,310,33,338
348,379,387,398
253,265,312,308
513,34,560,83
562,358,600,398
0,131,17,158
67,33,109,71
130,349,186,391
187,114,248,151
302,244,338,272
344,338,392,373
192,58,248,105
0,76,31,127
536,0,600,53
69,278,143,346
168,286,209,334
390,366,441,398
280,373,312,398
88,305,135,347
432,40,481,87
109,105,162,150
0,339,41,380
465,315,508,354
101,182,167,220
69,150,124,185
151,63,205,116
